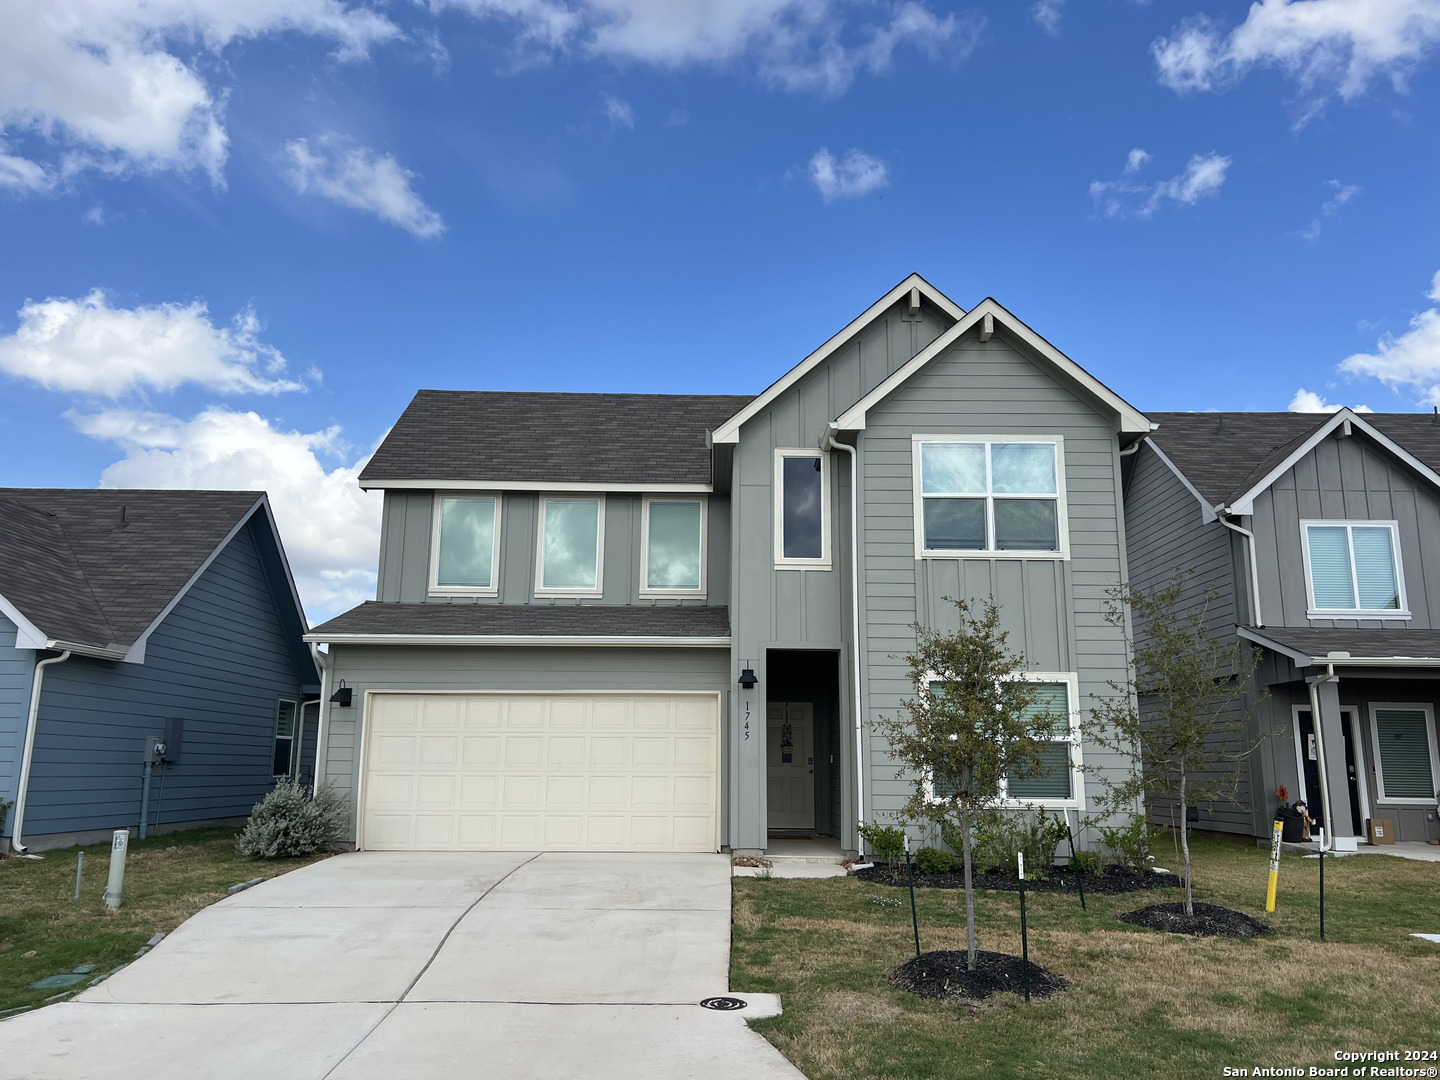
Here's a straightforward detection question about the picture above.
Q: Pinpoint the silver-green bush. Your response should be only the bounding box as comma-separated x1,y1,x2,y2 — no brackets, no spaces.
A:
237,779,349,858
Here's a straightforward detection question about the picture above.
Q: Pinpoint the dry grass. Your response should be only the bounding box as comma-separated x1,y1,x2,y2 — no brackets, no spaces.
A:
733,838,1440,1080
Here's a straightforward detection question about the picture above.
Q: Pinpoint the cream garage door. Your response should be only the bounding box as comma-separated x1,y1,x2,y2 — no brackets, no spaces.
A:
361,692,720,851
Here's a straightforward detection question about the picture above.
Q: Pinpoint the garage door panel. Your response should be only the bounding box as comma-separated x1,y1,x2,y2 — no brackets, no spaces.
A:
363,693,718,852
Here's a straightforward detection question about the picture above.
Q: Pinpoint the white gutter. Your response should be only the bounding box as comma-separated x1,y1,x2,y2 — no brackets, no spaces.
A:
1305,664,1339,851
310,643,330,798
1217,509,1263,627
10,650,71,854
302,633,732,647
824,424,866,837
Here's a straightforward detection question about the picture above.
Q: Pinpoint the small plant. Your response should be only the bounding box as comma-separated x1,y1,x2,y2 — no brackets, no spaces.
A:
1096,815,1152,872
961,810,1067,878
858,821,907,866
1275,785,1290,812
915,846,958,875
237,779,348,858
1070,848,1102,876
870,896,902,908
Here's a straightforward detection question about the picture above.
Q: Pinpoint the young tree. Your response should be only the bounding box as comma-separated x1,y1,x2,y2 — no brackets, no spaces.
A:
1087,572,1265,916
875,597,1058,970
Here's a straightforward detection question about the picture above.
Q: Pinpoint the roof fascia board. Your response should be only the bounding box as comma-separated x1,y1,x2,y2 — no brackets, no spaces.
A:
250,495,320,679
710,274,966,445
1146,441,1218,523
1236,626,1314,667
0,590,49,651
303,632,732,647
122,497,266,664
1229,409,1440,514
833,299,1150,435
360,479,712,493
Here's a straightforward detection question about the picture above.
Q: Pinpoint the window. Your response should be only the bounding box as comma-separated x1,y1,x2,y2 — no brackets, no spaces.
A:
642,497,706,595
774,450,830,568
913,437,1066,558
431,495,500,594
1369,704,1439,804
1302,521,1407,616
536,496,604,595
273,700,298,777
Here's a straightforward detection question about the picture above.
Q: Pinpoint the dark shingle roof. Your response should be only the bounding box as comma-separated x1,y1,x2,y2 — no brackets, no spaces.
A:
0,489,264,651
308,602,731,640
1147,412,1440,506
1242,625,1440,664
358,391,755,486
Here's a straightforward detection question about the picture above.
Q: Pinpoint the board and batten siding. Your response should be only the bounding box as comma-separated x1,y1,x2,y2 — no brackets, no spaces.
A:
19,521,310,843
0,612,37,833
319,644,732,843
377,490,730,608
856,331,1135,834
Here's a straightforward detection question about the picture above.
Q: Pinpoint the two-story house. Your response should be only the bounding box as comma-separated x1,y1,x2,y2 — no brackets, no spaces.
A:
305,275,1152,856
1126,409,1440,847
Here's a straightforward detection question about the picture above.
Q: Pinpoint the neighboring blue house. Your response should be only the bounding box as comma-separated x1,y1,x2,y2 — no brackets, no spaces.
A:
0,489,320,853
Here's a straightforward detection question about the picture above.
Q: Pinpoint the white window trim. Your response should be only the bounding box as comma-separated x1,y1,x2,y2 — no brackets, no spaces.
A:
534,495,606,598
773,448,832,570
639,495,708,598
910,434,1070,561
1289,704,1363,817
1300,519,1410,619
919,671,1084,810
429,492,502,597
273,699,298,778
1367,702,1440,806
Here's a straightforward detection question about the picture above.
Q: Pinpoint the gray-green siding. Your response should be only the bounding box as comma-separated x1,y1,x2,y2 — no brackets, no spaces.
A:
0,613,36,831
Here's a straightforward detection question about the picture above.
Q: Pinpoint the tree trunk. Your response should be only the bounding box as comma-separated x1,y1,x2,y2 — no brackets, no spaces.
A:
959,814,977,970
1179,767,1193,917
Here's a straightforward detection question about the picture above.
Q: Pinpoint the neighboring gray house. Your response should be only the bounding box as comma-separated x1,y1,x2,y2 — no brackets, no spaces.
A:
0,489,320,853
1126,409,1440,846
306,275,1151,856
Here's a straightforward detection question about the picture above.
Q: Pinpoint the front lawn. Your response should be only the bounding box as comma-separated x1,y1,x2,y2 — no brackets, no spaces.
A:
0,827,331,1017
732,837,1440,1080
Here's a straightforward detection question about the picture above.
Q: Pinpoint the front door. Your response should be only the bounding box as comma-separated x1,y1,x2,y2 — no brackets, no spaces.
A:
1294,707,1363,834
766,702,815,831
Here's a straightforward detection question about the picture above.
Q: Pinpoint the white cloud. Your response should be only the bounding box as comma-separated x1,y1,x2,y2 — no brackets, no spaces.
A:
0,290,304,397
439,0,985,96
602,95,635,130
1032,0,1065,36
283,137,446,239
0,147,56,193
1299,179,1360,240
71,405,382,622
1089,150,1231,219
809,146,889,201
1338,270,1440,406
1153,0,1440,122
1287,388,1371,412
0,0,400,189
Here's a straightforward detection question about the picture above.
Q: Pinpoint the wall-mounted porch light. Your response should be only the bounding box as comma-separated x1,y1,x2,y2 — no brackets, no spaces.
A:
738,664,758,690
329,680,353,708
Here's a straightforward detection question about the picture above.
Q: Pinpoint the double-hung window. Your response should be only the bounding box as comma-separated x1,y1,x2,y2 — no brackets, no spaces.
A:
774,450,830,568
431,495,500,595
1302,521,1407,617
1368,704,1439,805
272,700,298,777
913,436,1066,557
536,496,605,596
641,497,706,595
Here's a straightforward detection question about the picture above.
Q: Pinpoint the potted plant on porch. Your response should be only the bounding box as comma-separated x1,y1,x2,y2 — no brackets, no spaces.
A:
1275,786,1305,843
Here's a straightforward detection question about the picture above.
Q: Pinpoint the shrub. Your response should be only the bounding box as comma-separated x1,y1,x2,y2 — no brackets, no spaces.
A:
1097,815,1152,872
962,810,1069,877
237,779,349,858
1070,849,1102,876
858,821,907,865
915,846,958,875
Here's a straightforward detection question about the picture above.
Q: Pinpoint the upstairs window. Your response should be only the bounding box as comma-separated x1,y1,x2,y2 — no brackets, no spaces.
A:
1303,521,1406,616
914,437,1066,557
774,450,830,568
432,495,499,594
642,497,706,595
273,700,298,777
537,496,604,595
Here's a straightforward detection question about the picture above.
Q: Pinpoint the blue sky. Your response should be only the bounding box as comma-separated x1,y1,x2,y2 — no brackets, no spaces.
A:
2,0,1439,620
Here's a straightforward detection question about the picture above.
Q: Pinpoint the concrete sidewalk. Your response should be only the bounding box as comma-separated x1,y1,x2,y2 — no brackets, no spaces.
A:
0,852,802,1080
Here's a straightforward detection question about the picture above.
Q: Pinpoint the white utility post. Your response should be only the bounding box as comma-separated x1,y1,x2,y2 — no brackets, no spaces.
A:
103,830,129,910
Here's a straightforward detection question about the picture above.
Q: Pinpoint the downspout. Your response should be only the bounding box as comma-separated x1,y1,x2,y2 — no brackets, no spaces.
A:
1217,509,1263,627
1306,663,1339,851
10,650,72,855
824,424,866,841
309,643,330,797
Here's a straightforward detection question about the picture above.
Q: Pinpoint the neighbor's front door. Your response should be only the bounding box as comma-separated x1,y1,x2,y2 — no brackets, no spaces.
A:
766,702,815,831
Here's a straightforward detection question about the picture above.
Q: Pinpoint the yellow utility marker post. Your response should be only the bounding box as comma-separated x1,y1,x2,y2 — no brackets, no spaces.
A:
1264,818,1283,913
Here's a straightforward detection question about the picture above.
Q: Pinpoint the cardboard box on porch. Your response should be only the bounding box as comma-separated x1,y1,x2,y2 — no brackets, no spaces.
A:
1367,818,1396,845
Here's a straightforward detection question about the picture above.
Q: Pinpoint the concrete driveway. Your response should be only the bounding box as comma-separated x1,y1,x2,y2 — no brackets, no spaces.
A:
0,852,804,1080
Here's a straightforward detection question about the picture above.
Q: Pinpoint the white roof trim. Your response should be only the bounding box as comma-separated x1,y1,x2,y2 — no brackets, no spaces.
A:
1228,408,1440,515
1237,626,1314,667
303,632,732,648
0,590,50,651
361,479,711,493
1237,626,1440,669
1145,441,1218,523
832,298,1150,436
709,274,967,445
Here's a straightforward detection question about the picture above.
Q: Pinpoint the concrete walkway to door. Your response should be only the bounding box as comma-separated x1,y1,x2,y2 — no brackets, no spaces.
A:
0,852,804,1080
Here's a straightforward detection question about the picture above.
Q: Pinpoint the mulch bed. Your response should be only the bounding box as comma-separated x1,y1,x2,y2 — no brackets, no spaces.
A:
1118,902,1273,938
890,949,1069,1001
854,863,1183,895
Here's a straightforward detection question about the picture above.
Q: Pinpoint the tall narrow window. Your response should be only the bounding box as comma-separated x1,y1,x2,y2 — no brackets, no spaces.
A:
273,700,298,777
1005,682,1074,800
1370,705,1438,803
1303,522,1404,615
433,495,499,593
537,497,604,594
774,450,829,567
643,498,705,594
915,438,1064,557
